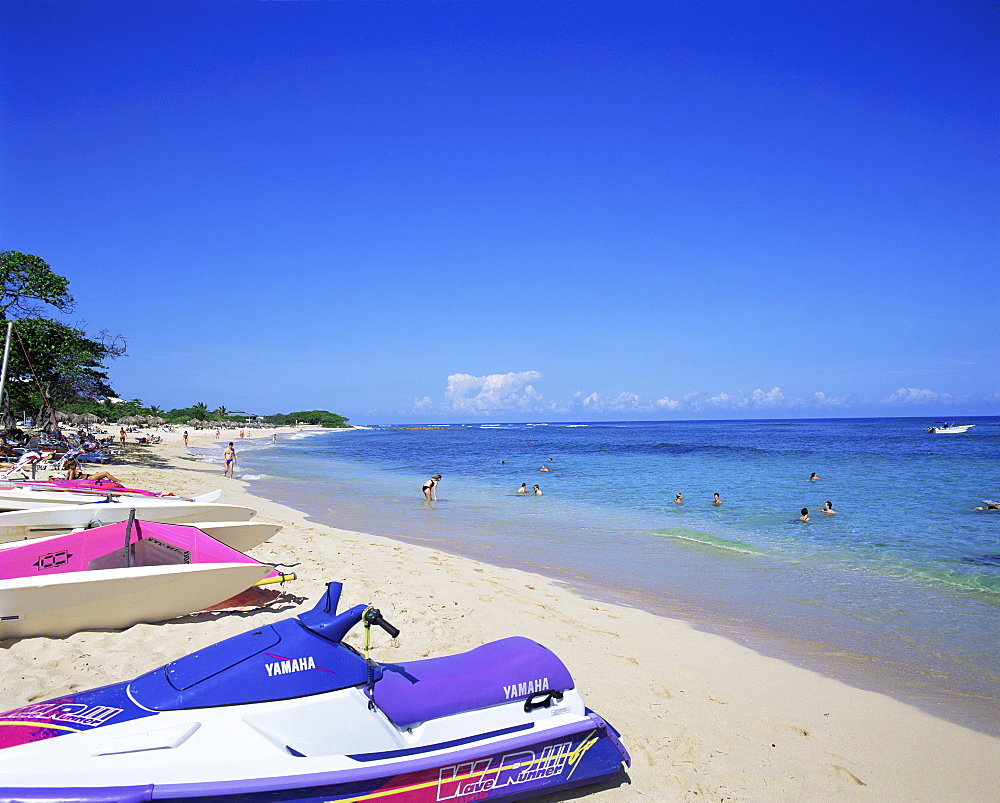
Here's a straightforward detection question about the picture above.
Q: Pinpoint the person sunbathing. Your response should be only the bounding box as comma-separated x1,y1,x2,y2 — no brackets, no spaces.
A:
63,459,123,485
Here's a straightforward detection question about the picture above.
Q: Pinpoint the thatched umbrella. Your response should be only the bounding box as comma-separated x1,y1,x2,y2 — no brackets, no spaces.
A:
55,411,74,423
150,416,165,426
79,413,100,425
118,415,140,425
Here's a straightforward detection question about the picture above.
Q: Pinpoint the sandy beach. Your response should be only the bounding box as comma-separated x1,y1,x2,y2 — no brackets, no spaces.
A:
2,426,998,801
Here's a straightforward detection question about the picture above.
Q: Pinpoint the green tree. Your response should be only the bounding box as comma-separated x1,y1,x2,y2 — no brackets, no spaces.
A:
0,251,74,318
3,318,125,424
192,402,210,418
264,410,351,428
0,251,125,428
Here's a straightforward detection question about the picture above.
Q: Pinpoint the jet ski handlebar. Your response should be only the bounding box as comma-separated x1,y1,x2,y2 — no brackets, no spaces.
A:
363,606,400,638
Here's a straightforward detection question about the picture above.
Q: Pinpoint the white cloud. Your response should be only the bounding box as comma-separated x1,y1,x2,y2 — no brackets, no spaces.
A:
882,387,951,405
706,391,739,408
443,371,546,414
413,396,432,410
574,391,647,411
750,386,785,406
811,391,849,407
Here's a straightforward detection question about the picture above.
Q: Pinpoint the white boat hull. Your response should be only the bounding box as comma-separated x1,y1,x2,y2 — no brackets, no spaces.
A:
0,563,273,640
164,521,282,552
0,487,222,511
0,503,257,544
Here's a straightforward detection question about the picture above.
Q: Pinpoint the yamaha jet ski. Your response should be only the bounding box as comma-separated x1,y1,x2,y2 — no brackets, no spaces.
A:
0,581,630,801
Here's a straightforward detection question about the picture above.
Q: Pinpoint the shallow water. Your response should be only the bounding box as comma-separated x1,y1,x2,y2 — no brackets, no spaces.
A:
199,417,1000,734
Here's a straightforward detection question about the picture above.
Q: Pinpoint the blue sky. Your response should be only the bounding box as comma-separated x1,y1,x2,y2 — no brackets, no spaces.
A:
2,1,996,423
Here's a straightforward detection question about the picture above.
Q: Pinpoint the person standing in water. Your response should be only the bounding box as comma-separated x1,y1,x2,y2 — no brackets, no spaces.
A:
533,485,543,495
713,493,722,505
423,475,442,501
223,442,236,478
674,493,683,505
821,501,836,514
798,508,810,522
517,483,528,493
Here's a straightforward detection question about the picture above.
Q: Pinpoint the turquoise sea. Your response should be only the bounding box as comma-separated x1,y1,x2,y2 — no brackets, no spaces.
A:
198,417,1000,734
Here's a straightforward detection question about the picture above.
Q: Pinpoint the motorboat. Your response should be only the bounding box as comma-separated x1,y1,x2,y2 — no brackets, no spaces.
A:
0,518,291,639
924,421,975,434
0,501,256,543
0,581,630,801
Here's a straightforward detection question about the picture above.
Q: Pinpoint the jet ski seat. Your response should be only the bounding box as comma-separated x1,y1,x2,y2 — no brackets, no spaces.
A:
373,636,574,729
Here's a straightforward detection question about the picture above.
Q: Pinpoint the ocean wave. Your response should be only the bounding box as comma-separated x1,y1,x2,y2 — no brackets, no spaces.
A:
651,528,768,555
909,567,1000,597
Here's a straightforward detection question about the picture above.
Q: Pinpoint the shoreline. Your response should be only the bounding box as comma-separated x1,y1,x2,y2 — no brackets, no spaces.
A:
2,427,999,800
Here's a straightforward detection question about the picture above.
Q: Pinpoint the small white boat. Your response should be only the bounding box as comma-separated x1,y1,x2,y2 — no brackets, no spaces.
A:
0,502,256,543
924,421,975,434
0,519,288,640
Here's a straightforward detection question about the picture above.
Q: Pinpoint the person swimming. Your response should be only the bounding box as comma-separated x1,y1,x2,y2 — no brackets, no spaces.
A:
533,485,542,495
713,493,722,505
798,507,810,522
674,493,683,505
517,483,527,493
821,501,836,514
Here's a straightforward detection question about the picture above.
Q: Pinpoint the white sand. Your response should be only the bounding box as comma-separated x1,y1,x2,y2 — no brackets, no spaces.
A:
2,426,998,801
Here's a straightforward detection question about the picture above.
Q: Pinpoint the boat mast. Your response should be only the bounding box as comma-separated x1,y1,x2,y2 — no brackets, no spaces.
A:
0,321,12,425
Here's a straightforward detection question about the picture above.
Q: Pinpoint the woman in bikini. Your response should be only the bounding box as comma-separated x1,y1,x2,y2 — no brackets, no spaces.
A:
63,459,123,485
422,475,442,501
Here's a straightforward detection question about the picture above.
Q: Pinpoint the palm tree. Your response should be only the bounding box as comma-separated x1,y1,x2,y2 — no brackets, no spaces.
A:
192,401,209,418
216,405,228,417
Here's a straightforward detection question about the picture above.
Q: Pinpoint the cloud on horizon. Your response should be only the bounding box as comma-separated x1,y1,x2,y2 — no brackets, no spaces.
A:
881,387,958,405
412,374,996,417
442,371,549,414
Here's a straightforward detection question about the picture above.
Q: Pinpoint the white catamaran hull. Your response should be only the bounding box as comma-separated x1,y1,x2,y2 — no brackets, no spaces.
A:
0,563,273,640
0,503,257,543
0,487,222,512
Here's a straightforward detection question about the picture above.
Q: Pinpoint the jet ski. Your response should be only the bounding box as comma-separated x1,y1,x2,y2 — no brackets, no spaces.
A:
0,581,630,802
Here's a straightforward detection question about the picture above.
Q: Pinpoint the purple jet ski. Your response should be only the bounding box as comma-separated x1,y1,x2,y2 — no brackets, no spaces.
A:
0,581,630,802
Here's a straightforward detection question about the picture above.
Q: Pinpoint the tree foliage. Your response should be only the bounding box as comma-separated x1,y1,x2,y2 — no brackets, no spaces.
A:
0,251,127,426
0,251,74,319
3,319,126,421
263,410,351,427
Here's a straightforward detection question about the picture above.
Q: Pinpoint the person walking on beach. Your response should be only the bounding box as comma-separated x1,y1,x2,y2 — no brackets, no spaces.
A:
423,475,442,501
183,430,189,447
517,483,528,493
119,427,126,445
223,442,236,478
798,508,810,522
